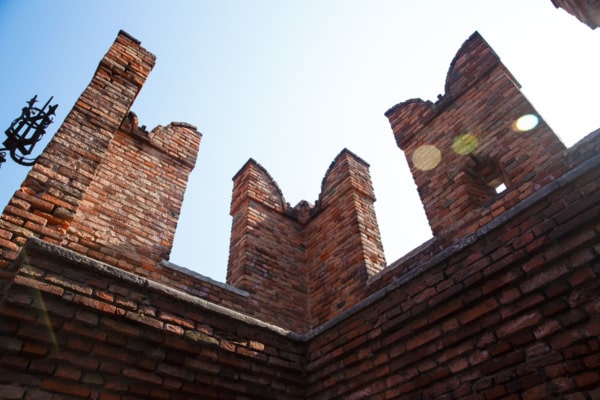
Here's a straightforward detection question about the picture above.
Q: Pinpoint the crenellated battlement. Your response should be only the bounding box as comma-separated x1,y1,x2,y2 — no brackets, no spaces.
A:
1,5,599,397
227,148,386,332
386,31,566,238
0,31,201,282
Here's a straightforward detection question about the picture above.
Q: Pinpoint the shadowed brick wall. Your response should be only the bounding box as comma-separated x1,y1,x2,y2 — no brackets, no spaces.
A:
305,138,600,397
227,159,309,331
1,238,306,399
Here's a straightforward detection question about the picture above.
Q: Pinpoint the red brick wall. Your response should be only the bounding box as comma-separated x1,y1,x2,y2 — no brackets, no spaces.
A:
228,159,310,331
0,238,305,399
386,32,566,239
63,120,200,276
0,31,154,271
0,31,203,304
1,131,597,399
305,131,600,398
227,149,385,332
305,150,386,328
551,0,600,29
1,25,599,399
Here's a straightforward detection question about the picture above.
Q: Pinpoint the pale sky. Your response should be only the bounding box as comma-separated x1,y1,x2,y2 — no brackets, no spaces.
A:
1,1,598,282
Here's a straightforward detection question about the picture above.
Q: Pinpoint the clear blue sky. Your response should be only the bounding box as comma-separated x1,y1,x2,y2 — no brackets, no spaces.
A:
1,1,598,282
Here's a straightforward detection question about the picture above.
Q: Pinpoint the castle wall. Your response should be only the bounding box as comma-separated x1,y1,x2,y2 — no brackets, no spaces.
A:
0,238,305,399
305,130,600,398
226,149,385,332
1,8,599,398
1,130,597,399
64,121,200,276
385,32,566,239
228,159,309,331
0,31,154,269
304,150,386,328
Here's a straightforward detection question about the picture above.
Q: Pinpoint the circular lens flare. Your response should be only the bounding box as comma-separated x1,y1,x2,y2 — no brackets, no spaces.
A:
514,114,539,132
452,133,478,155
412,144,441,171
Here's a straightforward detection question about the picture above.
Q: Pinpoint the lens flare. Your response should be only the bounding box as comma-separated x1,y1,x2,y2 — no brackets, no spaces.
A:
21,249,59,352
513,114,539,132
412,144,441,171
452,133,478,155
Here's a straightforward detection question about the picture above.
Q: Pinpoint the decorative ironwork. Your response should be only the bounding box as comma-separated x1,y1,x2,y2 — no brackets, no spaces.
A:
1,95,58,168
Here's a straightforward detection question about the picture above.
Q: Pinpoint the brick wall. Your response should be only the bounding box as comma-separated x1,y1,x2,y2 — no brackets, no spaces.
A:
385,32,566,239
0,31,154,269
551,0,600,29
64,119,200,276
1,131,597,399
228,149,386,332
0,238,305,399
228,159,310,331
0,31,203,302
304,150,386,328
1,23,599,400
305,130,600,399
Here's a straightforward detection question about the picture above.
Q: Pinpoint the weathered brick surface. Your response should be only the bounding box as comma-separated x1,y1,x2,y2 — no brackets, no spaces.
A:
551,0,600,29
0,31,207,307
386,32,566,239
0,31,154,270
63,119,200,275
0,239,305,399
305,146,600,398
227,159,310,331
228,149,386,332
1,13,599,399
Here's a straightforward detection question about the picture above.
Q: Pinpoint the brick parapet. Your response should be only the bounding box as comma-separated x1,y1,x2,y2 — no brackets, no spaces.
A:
120,112,201,169
0,31,153,268
230,159,287,214
305,149,386,327
62,120,200,276
1,31,202,297
1,131,598,398
2,22,599,398
385,31,566,238
317,149,376,205
228,158,310,331
227,149,385,332
0,237,305,399
304,140,600,399
369,127,599,291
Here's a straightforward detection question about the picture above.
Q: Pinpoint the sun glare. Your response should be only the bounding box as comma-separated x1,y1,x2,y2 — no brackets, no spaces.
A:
513,114,539,132
412,145,441,171
452,133,478,155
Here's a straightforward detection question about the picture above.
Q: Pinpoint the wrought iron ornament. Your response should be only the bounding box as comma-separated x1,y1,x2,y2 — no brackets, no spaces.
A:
1,95,57,168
